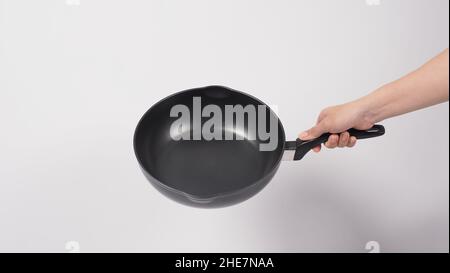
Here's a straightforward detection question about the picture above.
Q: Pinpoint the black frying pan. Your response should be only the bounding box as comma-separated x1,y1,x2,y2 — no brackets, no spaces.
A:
133,86,385,208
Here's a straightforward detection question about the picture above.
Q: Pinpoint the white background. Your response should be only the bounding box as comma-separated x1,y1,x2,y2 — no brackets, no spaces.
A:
0,0,448,252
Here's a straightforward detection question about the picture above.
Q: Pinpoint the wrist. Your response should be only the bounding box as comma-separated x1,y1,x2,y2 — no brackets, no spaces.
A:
351,94,381,125
355,83,399,124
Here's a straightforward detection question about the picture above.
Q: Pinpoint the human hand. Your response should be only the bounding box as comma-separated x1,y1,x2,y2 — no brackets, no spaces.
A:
299,49,449,153
298,101,374,152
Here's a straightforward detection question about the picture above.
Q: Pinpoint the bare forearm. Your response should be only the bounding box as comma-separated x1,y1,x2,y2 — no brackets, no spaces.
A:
357,49,449,123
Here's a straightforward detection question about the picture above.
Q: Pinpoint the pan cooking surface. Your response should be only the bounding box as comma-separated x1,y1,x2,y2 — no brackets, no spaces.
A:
150,138,269,197
134,86,285,199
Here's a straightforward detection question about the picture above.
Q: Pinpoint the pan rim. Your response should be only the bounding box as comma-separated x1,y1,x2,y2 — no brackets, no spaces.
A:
133,85,287,202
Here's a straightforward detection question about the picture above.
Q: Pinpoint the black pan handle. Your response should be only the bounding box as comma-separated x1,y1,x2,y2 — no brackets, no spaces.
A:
284,125,385,161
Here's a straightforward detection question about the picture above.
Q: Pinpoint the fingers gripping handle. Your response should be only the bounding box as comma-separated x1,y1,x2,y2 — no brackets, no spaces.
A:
284,125,385,161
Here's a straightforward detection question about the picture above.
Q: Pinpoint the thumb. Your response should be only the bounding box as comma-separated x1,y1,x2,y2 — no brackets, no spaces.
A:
298,122,327,140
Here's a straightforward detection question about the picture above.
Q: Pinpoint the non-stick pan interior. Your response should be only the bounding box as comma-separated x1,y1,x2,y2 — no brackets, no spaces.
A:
134,86,285,198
